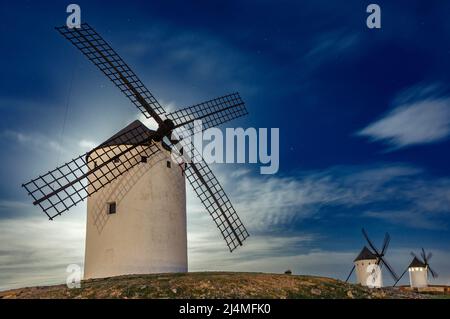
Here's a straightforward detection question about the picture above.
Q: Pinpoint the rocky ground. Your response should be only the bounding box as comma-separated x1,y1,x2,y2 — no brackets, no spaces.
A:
0,272,447,299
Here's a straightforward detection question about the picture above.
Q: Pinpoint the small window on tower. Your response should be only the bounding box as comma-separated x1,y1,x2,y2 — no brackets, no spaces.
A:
113,157,121,163
141,156,148,163
107,202,116,215
167,161,171,168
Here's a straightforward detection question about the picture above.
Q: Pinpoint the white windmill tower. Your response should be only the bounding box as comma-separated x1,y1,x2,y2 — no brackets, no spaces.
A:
22,23,250,279
408,256,428,288
84,121,188,278
394,248,438,288
345,229,399,288
352,246,381,287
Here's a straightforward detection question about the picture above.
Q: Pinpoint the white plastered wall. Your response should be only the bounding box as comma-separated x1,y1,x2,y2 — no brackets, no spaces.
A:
84,143,187,279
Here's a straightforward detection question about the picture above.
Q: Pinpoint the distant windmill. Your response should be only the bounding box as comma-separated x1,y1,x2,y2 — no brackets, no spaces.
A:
394,248,438,288
22,23,249,279
345,229,399,288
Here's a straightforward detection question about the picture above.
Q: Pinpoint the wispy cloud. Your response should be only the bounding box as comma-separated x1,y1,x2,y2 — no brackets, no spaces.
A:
305,29,360,65
0,200,31,211
185,163,450,285
211,163,450,231
357,83,450,150
0,216,85,291
0,199,37,219
363,210,444,230
1,130,66,154
1,129,103,164
78,139,98,150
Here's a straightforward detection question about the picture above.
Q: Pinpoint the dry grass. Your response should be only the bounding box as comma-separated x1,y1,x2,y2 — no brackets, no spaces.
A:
0,272,442,299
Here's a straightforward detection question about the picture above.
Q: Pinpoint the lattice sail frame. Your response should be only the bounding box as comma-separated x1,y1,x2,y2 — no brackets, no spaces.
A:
56,23,166,120
172,140,249,252
55,24,248,136
168,92,248,138
362,229,399,281
22,125,159,220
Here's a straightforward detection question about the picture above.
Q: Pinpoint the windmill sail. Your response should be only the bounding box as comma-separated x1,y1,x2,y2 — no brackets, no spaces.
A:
362,229,399,281
56,23,166,122
168,92,248,137
176,144,249,252
379,256,399,281
23,123,159,219
350,229,399,284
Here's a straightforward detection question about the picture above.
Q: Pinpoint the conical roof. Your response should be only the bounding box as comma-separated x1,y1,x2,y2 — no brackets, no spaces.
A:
87,120,168,160
408,256,426,268
99,120,155,147
354,246,377,262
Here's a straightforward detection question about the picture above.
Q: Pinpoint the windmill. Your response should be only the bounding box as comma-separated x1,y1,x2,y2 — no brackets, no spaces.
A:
394,248,438,288
22,23,249,279
345,228,399,288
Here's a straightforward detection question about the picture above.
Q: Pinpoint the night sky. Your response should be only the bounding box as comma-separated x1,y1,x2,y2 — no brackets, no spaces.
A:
0,0,449,290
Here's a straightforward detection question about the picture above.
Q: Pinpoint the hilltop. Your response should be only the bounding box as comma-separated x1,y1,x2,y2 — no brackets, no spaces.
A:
0,272,445,299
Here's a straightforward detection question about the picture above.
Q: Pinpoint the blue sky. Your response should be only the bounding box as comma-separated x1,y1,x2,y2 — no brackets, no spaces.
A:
1,0,450,290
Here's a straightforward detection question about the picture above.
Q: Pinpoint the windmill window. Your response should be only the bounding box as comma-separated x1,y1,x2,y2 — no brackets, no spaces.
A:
94,161,98,168
113,157,121,163
167,161,171,168
141,156,148,163
107,202,116,215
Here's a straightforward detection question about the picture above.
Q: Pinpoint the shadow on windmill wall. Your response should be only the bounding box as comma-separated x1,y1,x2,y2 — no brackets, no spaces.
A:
89,142,186,234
